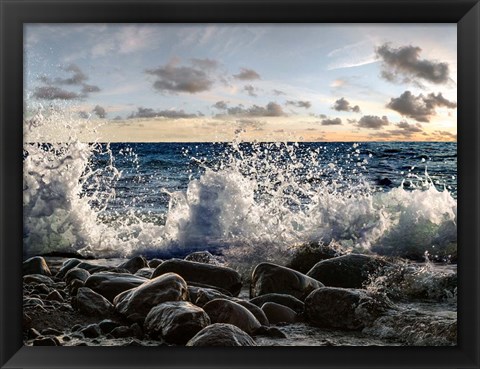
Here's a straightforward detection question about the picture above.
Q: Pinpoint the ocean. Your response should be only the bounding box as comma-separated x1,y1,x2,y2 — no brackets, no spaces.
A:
23,140,457,264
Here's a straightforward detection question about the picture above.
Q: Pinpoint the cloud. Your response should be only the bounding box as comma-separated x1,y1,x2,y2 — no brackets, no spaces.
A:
320,117,342,126
383,121,424,137
32,86,82,100
357,115,390,129
386,90,457,122
233,68,260,80
272,89,286,96
286,100,312,109
146,59,218,94
33,64,100,100
213,100,229,110
376,43,450,85
243,85,258,97
432,130,457,140
92,105,107,118
128,107,198,119
332,97,360,113
190,58,219,70
218,102,286,117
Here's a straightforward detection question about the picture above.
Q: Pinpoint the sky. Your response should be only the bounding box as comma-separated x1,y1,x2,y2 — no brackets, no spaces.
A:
24,24,457,142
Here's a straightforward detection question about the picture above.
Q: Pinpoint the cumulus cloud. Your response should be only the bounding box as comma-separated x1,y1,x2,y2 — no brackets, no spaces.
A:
33,64,100,100
217,102,286,117
243,85,258,97
213,100,228,110
92,105,107,118
357,115,390,129
386,90,457,122
32,86,82,100
332,97,360,113
233,68,260,80
383,121,424,137
376,43,450,85
320,117,342,126
146,59,217,94
128,107,197,119
286,100,312,109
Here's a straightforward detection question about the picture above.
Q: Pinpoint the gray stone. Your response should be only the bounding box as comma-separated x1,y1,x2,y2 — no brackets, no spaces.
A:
304,287,388,330
114,272,189,318
249,293,305,314
64,268,91,284
46,290,64,303
134,267,154,279
152,258,242,296
32,337,59,346
186,323,257,346
251,262,323,300
80,324,102,338
98,319,121,334
73,287,114,317
306,254,390,289
148,259,163,268
23,274,55,286
261,302,297,324
188,286,232,307
23,256,51,276
145,301,210,344
185,251,223,265
56,258,82,279
203,298,261,335
118,256,148,274
85,272,147,302
287,243,343,273
234,300,269,326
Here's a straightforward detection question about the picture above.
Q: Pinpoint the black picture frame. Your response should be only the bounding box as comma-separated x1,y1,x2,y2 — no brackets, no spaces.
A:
1,0,479,368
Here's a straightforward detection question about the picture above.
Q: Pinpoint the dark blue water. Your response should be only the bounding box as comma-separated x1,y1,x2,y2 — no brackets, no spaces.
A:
90,142,456,222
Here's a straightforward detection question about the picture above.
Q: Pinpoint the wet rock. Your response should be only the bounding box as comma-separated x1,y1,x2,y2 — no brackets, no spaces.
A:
23,313,32,328
23,256,51,276
145,301,210,344
76,262,130,274
148,259,163,268
68,279,84,296
73,287,114,317
134,267,154,279
41,328,62,336
33,283,50,295
110,326,133,339
28,328,41,339
304,287,388,330
64,268,90,284
114,273,189,318
32,337,59,346
23,274,55,286
251,263,323,300
80,324,102,338
188,286,232,307
185,251,223,265
152,259,242,296
98,319,121,334
249,293,305,314
118,256,148,274
203,299,261,335
234,300,269,326
23,297,44,307
287,243,343,273
306,254,389,289
56,258,82,279
46,290,64,303
85,272,147,302
261,302,297,324
186,323,257,347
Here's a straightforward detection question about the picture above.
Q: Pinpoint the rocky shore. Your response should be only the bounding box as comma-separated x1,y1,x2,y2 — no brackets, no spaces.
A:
22,247,457,347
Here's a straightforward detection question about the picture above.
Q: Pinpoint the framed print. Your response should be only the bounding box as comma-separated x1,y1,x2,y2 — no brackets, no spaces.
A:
1,0,479,368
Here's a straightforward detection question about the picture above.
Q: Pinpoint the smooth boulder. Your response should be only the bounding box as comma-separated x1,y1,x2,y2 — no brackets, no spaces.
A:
145,301,210,344
73,287,114,317
85,272,147,302
306,254,389,288
118,256,148,274
234,300,269,326
186,323,257,346
203,298,261,335
114,273,189,318
64,268,90,284
23,257,51,276
152,259,242,296
251,263,323,300
56,258,82,279
249,293,304,314
287,243,342,273
261,302,297,324
134,268,154,279
185,251,223,265
188,286,232,308
304,287,387,330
